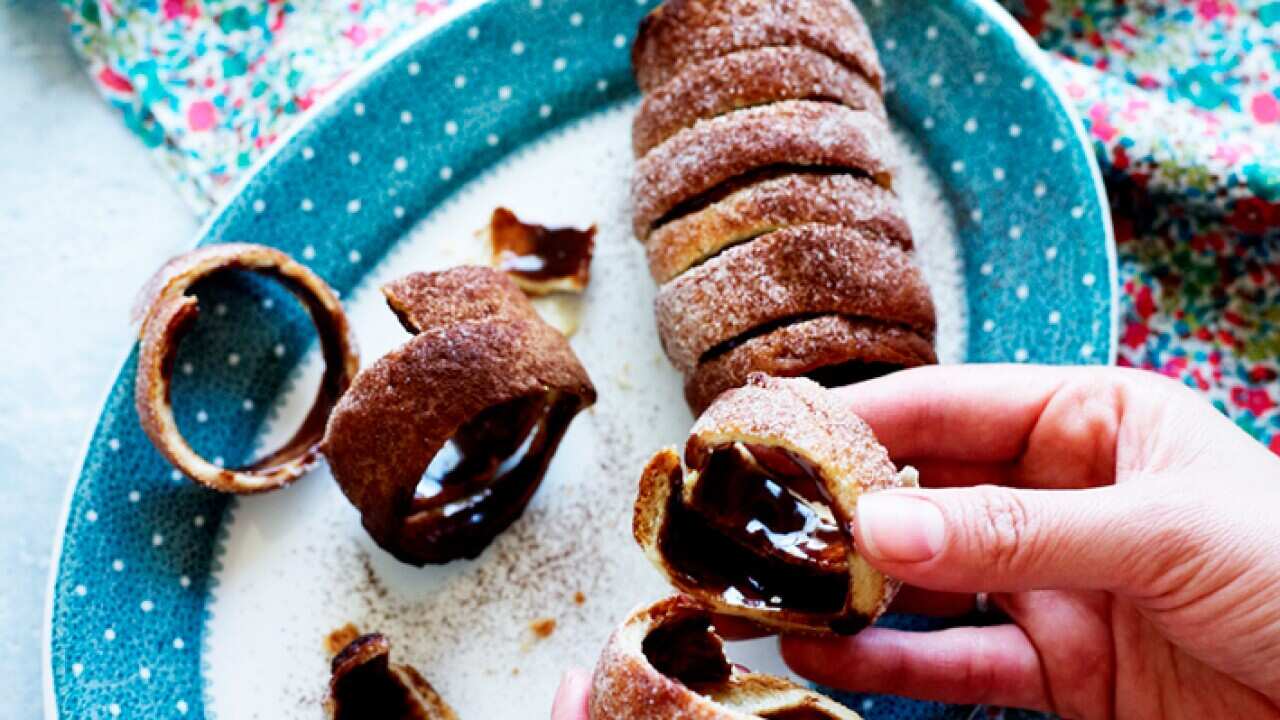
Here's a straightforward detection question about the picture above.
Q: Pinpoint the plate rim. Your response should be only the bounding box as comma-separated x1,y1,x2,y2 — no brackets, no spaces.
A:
41,0,1118,715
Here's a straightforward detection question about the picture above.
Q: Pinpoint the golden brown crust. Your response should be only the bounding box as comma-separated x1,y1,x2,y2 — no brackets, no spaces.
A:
589,595,863,719
322,267,596,565
654,224,936,373
684,316,937,412
633,375,913,634
133,243,360,494
644,173,911,284
631,0,882,94
632,46,884,157
631,101,892,239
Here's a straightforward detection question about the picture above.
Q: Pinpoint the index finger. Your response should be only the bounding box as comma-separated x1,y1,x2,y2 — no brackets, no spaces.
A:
832,364,1077,462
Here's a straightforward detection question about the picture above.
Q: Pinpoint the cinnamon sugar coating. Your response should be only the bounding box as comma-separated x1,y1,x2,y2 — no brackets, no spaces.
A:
633,46,884,157
631,100,892,238
322,267,595,565
644,172,910,284
631,0,882,93
684,316,936,412
654,224,936,373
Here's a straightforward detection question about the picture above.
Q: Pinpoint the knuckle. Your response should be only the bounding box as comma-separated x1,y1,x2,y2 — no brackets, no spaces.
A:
964,488,1034,574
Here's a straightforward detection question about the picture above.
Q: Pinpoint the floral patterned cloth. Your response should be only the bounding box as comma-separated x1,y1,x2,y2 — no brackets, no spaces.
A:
1003,0,1280,449
60,0,1280,448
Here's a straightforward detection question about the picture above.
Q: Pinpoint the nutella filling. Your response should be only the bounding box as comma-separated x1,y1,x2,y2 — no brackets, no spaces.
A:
641,613,733,688
327,633,455,720
403,391,583,560
637,606,849,719
659,442,849,613
489,207,595,293
804,359,903,388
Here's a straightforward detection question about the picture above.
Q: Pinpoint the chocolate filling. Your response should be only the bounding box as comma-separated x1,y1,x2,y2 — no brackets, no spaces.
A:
328,634,454,720
402,391,583,561
641,613,733,688
804,359,903,388
659,443,849,613
489,207,594,291
636,604,850,719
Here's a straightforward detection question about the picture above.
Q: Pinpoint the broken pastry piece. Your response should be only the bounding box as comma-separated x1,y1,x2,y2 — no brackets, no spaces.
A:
634,374,916,635
323,267,596,565
590,595,863,719
486,207,595,296
133,243,360,494
326,632,458,720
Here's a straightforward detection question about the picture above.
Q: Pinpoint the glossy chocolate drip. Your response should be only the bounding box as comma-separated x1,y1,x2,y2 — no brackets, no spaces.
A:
658,443,848,613
690,444,846,572
489,207,595,292
401,391,584,561
413,394,547,510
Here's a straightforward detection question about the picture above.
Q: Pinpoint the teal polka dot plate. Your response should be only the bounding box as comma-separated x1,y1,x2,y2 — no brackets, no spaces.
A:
44,0,1115,717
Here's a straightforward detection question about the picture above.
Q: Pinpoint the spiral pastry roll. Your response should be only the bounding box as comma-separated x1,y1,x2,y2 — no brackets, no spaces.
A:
631,0,937,412
323,267,596,565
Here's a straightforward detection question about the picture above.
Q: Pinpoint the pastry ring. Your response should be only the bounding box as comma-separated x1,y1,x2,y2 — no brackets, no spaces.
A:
322,267,596,565
133,243,359,494
591,594,864,718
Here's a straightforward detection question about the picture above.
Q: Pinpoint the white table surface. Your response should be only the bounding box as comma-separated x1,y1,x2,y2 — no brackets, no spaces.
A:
0,2,197,714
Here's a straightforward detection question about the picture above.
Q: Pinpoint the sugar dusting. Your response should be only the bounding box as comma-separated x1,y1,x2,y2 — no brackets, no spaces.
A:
203,100,964,718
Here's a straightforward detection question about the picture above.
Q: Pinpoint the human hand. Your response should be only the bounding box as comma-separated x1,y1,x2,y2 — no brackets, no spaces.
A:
782,364,1280,718
551,667,591,720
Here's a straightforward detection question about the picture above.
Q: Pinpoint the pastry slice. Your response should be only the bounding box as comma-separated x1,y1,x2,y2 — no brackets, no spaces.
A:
654,223,936,374
133,243,359,494
326,633,458,719
323,267,596,565
631,100,892,239
634,374,916,634
632,46,884,157
645,172,911,284
591,595,864,719
631,0,882,93
685,316,936,412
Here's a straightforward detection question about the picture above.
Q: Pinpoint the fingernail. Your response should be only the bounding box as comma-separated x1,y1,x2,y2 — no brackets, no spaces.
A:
856,493,945,563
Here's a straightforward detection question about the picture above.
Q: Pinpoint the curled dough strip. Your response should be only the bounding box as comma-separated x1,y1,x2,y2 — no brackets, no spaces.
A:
631,0,883,93
631,100,892,239
644,172,911,284
633,374,915,635
133,243,359,494
654,223,936,374
590,595,866,719
322,267,596,565
632,46,884,157
684,316,936,413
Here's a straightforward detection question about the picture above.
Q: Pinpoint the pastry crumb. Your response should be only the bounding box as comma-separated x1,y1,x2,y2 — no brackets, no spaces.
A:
324,623,361,657
530,617,557,639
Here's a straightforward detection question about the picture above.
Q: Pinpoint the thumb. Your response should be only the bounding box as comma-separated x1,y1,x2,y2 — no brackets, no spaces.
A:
854,484,1164,595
